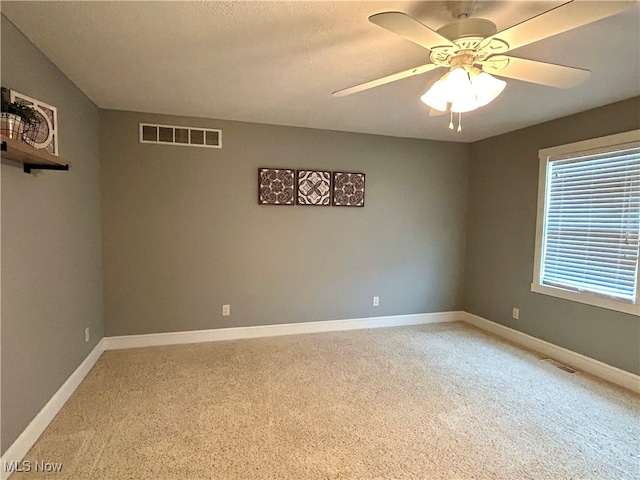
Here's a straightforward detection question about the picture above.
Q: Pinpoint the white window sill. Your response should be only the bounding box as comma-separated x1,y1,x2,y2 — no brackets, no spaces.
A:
531,283,639,316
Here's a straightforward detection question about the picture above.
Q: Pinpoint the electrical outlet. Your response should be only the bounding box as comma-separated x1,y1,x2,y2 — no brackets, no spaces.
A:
222,304,230,316
373,296,380,307
84,327,90,343
512,307,520,320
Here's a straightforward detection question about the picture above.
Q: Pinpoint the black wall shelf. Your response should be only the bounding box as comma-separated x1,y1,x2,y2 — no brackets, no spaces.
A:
1,135,69,174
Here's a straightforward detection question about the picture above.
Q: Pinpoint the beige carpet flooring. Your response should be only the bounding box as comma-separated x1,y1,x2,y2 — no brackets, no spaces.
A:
12,322,640,479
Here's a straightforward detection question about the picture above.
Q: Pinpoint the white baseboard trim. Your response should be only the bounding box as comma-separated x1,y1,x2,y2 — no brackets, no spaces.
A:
103,311,462,350
461,312,640,394
0,339,106,480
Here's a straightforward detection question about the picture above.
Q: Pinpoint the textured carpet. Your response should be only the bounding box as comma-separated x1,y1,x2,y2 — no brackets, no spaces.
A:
12,322,640,479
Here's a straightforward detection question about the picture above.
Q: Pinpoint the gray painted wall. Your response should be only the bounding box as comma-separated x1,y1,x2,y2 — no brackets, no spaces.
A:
100,110,470,336
2,6,637,459
465,97,640,375
1,16,104,454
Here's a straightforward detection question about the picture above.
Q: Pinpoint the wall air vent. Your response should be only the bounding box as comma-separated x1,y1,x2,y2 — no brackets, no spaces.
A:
540,358,578,374
139,123,222,148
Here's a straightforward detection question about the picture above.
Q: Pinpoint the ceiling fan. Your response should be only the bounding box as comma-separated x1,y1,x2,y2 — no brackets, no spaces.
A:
332,1,634,130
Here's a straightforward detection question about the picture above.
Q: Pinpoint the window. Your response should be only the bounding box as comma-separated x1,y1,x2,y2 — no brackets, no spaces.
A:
532,130,640,315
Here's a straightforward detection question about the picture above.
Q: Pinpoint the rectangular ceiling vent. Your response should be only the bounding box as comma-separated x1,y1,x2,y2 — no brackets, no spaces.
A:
139,123,221,148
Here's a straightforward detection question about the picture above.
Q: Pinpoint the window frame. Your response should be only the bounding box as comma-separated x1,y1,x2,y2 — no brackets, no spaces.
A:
532,130,640,316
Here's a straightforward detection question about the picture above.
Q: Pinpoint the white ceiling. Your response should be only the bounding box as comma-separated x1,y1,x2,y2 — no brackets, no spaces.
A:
2,1,639,142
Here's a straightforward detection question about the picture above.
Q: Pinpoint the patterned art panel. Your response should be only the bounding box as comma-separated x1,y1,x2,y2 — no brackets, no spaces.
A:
258,168,295,205
10,90,59,156
297,170,331,206
332,172,365,207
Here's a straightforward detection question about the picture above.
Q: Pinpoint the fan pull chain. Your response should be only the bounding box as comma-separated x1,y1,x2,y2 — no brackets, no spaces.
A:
457,112,462,132
449,111,454,130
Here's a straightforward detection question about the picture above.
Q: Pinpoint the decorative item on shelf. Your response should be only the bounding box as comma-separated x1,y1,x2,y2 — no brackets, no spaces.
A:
10,89,59,155
1,87,41,146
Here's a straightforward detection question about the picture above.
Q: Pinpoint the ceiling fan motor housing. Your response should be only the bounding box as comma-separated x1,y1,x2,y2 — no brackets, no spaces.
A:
430,18,500,67
449,52,475,70
437,18,497,43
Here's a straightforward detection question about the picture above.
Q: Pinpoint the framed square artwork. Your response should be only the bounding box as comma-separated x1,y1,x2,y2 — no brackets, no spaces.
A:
297,170,331,206
258,168,295,205
10,90,59,156
332,172,365,207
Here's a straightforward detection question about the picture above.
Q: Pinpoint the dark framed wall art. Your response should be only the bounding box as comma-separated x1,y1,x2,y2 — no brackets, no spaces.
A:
297,170,331,206
258,168,295,205
332,172,365,207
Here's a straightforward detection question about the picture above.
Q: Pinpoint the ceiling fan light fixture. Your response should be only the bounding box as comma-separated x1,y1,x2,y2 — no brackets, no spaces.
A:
442,67,479,113
420,65,506,117
450,98,478,113
469,69,506,107
420,68,478,112
419,77,449,112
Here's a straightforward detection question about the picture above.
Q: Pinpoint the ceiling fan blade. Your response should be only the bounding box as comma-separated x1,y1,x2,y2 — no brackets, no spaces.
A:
369,12,456,51
332,63,441,97
429,108,448,117
483,55,590,88
478,1,635,54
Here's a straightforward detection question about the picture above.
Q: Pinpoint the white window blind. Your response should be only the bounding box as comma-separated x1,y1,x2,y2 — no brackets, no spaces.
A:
541,145,640,303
